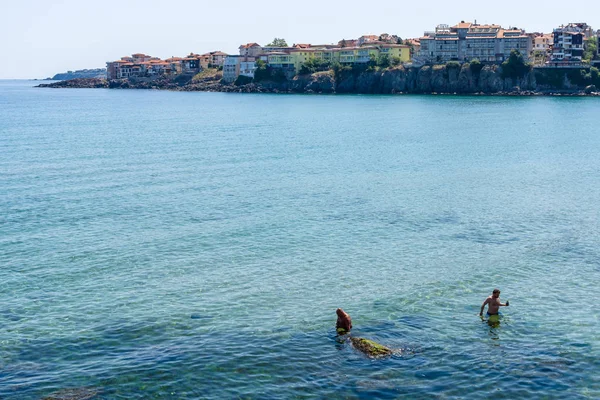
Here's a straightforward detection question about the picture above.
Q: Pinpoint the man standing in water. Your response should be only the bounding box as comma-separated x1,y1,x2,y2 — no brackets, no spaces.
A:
480,288,509,316
336,308,352,334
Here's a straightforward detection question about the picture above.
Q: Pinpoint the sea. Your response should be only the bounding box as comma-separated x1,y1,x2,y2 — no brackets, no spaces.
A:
1,79,599,399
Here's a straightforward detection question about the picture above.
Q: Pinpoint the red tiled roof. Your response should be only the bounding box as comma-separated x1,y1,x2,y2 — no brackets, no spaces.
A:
453,22,472,29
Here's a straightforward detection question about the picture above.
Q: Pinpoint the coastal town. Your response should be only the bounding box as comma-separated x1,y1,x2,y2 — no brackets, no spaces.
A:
106,21,599,84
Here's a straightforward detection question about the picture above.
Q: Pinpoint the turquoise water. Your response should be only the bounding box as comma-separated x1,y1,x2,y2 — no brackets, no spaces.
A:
1,80,599,399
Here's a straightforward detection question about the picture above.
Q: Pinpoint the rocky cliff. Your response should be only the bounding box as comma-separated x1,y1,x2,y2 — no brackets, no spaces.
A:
38,65,600,95
294,64,537,94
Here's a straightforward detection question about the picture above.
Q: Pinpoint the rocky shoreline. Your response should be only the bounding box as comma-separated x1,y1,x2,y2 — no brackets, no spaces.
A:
37,64,600,96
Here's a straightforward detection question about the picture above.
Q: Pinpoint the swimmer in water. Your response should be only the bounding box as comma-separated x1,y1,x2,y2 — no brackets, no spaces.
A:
479,288,509,316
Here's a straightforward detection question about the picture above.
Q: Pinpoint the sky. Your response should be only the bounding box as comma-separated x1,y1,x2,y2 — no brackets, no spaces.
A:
1,0,598,79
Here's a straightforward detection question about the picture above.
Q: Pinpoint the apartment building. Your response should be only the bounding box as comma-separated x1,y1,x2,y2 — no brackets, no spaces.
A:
552,23,586,62
239,43,263,58
533,34,553,53
419,21,531,63
222,55,241,83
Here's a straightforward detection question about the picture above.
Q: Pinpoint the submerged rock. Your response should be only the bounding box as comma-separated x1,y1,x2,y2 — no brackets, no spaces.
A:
350,337,392,358
42,387,99,400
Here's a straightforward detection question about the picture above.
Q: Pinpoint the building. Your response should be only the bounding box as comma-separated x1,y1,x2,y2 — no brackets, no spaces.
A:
199,51,228,68
239,59,257,79
261,46,292,54
164,57,183,74
338,39,358,48
552,23,586,63
131,53,152,63
209,51,228,67
379,44,411,62
418,21,530,64
106,54,159,79
358,35,379,46
404,39,421,58
239,43,263,58
222,55,241,83
266,52,295,71
533,34,553,53
182,53,201,73
499,28,531,60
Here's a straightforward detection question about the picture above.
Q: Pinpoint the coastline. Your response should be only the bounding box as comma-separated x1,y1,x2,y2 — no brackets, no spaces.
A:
36,66,600,97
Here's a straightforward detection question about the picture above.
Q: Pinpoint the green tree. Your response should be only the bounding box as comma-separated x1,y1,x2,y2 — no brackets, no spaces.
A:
332,61,352,83
591,66,600,83
501,50,532,80
266,38,288,47
532,50,547,66
584,36,598,62
405,41,414,56
367,53,377,71
445,61,460,70
377,53,390,68
300,58,331,75
254,59,269,81
390,56,402,66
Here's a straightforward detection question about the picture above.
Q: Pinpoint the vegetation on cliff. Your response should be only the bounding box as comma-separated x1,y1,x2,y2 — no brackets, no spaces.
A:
535,66,600,89
501,50,533,82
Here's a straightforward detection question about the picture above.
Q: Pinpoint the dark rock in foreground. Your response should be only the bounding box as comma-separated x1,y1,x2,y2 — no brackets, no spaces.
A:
350,337,392,358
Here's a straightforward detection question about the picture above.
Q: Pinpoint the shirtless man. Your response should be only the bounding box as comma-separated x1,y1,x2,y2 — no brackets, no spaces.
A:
480,289,509,316
336,308,352,333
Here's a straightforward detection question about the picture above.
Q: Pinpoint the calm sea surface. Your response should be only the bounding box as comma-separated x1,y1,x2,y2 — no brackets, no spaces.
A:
1,80,599,399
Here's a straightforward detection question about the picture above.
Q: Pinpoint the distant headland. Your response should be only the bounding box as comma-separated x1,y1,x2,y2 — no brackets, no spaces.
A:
46,68,107,81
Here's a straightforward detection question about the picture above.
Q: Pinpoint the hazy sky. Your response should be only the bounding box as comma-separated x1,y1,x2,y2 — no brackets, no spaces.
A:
1,0,597,78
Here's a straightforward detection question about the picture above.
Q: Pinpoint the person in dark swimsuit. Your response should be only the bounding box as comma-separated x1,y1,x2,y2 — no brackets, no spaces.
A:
480,288,509,316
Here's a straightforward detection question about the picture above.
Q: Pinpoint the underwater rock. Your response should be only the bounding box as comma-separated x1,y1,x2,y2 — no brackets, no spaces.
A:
42,387,99,400
350,337,392,358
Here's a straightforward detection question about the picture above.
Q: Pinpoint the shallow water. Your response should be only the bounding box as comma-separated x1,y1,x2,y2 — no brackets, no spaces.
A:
1,80,599,398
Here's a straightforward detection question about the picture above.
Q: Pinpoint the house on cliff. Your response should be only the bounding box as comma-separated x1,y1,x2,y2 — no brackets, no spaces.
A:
551,23,587,64
418,21,531,64
239,43,263,58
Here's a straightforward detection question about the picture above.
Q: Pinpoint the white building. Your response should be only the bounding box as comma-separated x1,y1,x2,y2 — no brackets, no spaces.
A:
239,60,257,79
223,55,241,83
